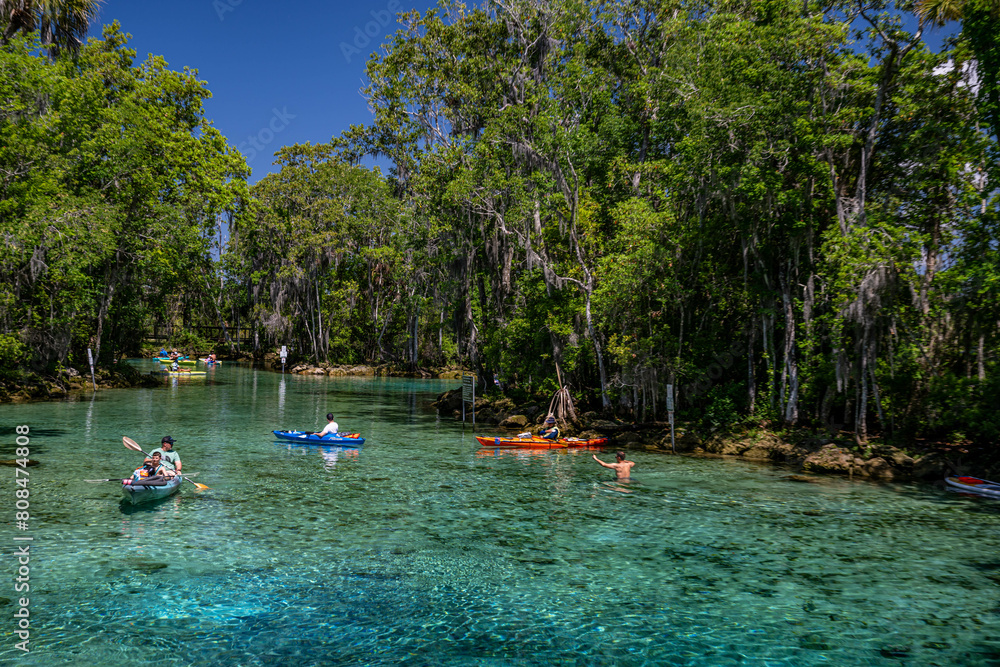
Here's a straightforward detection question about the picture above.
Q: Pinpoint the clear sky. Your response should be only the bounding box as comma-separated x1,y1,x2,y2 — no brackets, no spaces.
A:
90,0,439,182
89,2,959,184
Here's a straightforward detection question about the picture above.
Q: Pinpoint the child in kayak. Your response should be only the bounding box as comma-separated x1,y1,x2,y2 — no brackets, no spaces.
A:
123,451,172,485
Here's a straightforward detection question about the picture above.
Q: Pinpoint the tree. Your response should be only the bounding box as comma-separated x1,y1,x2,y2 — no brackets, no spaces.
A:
0,23,247,371
0,0,102,57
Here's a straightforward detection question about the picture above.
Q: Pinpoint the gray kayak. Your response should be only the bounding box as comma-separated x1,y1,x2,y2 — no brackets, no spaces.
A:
121,475,183,505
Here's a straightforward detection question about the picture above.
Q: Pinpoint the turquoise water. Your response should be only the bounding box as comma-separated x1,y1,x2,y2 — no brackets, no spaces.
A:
1,361,999,665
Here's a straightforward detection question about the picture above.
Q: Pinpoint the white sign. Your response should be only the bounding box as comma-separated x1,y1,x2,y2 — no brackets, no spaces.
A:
280,345,287,360
462,375,474,402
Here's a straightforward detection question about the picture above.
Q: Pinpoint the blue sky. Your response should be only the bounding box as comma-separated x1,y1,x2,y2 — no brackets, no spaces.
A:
90,2,959,184
91,0,439,182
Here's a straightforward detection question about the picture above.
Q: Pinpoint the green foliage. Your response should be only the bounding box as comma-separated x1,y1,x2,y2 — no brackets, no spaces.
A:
0,333,26,370
701,382,747,432
226,144,411,364
0,24,247,372
168,330,214,354
4,1,1000,456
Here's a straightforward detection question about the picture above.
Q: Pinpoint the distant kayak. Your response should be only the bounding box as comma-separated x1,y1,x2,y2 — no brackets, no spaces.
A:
475,435,608,449
155,370,207,376
199,358,222,364
272,430,365,446
946,476,1000,498
157,358,197,365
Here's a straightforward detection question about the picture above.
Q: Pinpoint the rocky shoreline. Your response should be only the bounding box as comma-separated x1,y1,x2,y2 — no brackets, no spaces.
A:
272,358,464,379
432,388,960,482
0,364,161,402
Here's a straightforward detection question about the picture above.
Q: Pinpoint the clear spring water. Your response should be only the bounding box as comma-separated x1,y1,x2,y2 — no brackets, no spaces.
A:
1,361,999,666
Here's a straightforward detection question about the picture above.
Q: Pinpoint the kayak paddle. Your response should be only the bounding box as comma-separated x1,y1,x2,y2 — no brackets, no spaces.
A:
122,436,210,490
85,472,199,483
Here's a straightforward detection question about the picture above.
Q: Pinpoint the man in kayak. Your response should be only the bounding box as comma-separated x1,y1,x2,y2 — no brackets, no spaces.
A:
593,451,635,479
538,416,560,440
150,436,182,475
316,413,339,437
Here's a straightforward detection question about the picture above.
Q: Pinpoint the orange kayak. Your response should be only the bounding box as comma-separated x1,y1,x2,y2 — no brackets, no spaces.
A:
475,435,608,449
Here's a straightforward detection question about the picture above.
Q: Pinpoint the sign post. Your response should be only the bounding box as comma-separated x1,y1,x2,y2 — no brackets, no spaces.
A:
666,384,675,454
87,348,97,392
462,374,475,427
280,345,287,374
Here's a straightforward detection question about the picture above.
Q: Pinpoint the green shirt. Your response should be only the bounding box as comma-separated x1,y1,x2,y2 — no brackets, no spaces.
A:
150,448,181,471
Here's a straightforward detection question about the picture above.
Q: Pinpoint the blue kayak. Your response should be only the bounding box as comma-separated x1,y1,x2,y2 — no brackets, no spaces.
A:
272,430,365,446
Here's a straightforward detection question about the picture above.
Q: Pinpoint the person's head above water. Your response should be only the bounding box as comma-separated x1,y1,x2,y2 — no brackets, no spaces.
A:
616,451,626,461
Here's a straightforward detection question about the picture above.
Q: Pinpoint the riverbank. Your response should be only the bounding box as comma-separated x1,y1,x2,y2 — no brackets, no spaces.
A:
0,354,464,404
259,356,470,379
139,347,466,379
433,388,965,482
0,359,968,482
0,364,161,402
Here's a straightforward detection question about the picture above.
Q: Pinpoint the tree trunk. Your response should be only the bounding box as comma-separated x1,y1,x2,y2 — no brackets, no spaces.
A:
780,271,798,424
747,324,756,415
94,265,116,363
978,333,986,381
856,325,870,443
583,288,610,409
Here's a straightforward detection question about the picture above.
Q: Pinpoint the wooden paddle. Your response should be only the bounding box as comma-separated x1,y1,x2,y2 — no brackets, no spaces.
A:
85,472,199,483
122,436,210,490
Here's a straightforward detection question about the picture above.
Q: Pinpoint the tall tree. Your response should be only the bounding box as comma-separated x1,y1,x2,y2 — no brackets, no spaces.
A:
0,0,103,57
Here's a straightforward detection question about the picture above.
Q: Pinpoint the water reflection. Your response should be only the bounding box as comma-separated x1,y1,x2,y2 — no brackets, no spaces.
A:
474,446,604,459
277,374,285,419
319,445,359,470
84,393,95,438
275,442,361,470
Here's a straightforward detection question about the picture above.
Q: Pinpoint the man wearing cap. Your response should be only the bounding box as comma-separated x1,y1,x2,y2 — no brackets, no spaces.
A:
538,416,560,440
150,436,182,474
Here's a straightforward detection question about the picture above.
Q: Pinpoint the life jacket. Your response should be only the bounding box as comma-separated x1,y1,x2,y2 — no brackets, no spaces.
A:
136,463,162,478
